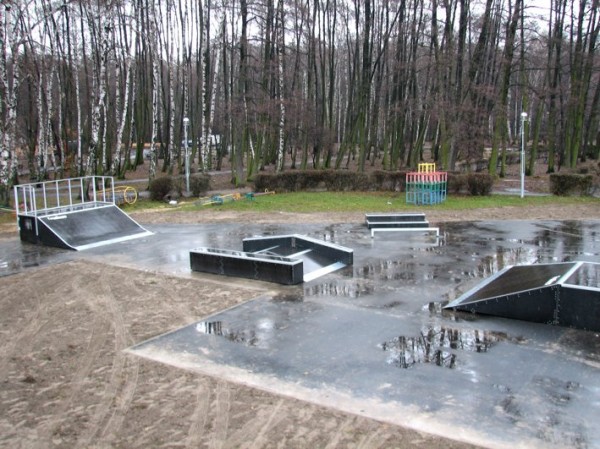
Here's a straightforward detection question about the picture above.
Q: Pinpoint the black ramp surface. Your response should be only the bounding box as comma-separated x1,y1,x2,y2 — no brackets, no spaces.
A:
458,263,577,303
39,205,151,250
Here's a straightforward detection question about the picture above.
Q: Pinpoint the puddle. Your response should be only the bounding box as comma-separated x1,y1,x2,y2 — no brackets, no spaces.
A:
379,326,516,369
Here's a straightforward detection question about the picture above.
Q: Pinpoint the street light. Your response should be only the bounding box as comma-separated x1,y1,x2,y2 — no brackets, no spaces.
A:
183,117,190,193
520,111,528,198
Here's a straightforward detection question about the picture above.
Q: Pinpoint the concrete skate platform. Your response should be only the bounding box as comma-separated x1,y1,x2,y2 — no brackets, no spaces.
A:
3,219,600,448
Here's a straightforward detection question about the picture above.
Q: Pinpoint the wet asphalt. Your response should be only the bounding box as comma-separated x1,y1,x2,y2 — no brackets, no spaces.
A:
2,218,600,449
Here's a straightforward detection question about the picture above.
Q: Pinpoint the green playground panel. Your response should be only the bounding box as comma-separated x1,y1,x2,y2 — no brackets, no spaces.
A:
406,172,447,205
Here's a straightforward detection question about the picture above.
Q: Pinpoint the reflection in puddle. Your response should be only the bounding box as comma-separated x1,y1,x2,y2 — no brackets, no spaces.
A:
379,326,513,369
196,320,266,347
304,280,374,298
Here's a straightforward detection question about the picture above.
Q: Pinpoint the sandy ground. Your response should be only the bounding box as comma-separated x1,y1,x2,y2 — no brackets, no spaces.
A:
1,200,600,449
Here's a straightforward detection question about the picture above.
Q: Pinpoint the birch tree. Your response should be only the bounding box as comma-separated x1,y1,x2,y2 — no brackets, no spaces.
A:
275,0,285,172
0,3,24,205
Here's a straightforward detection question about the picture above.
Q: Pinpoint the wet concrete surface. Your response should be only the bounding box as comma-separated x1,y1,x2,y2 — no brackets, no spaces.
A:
2,219,600,448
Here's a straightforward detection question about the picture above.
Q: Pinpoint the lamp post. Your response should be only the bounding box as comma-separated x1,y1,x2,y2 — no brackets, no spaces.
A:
520,111,528,198
183,117,190,193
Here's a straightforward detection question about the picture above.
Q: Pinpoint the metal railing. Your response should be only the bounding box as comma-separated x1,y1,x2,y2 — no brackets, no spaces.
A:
14,176,116,228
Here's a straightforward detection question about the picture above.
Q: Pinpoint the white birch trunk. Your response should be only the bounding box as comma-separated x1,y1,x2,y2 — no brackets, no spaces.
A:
46,66,58,178
167,4,176,174
37,69,47,181
181,0,190,176
276,0,286,172
72,18,83,176
199,12,206,172
0,5,19,192
112,59,132,176
205,48,220,171
149,58,160,182
86,17,108,177
243,97,255,162
100,19,111,174
149,0,161,182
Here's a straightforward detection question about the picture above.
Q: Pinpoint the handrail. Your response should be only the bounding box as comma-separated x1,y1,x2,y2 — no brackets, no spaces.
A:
13,176,116,231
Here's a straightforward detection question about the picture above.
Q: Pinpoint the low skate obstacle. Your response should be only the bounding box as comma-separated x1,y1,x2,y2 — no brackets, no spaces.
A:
366,213,439,238
190,234,353,285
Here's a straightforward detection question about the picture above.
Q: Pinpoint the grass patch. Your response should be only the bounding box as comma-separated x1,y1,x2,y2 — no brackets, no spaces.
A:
129,192,599,214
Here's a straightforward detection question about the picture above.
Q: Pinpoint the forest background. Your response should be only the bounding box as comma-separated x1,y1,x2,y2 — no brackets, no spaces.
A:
0,0,598,204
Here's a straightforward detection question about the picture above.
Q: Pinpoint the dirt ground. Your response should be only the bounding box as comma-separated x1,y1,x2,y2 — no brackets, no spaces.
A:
1,189,600,449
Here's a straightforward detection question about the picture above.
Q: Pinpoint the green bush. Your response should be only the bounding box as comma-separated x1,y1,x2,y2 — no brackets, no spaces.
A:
549,173,593,196
190,173,211,196
148,176,178,201
466,173,494,196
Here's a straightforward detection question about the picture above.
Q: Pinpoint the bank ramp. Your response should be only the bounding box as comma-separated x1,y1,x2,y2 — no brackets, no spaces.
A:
15,176,152,251
444,261,600,331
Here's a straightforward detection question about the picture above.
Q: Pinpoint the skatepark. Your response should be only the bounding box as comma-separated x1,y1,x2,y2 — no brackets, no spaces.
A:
1,178,600,449
0,177,600,447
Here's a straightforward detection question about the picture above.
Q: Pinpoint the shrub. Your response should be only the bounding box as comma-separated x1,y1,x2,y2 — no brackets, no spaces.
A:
466,173,494,196
253,173,277,192
370,170,407,191
190,173,211,196
549,173,593,196
324,170,370,191
254,169,370,192
447,173,468,194
149,176,177,201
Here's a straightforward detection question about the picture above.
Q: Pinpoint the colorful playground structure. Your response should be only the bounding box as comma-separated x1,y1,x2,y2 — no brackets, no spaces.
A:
406,163,447,205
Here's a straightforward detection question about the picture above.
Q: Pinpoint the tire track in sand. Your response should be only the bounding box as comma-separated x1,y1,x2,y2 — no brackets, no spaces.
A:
76,275,140,447
184,381,211,448
0,285,44,381
32,286,111,449
208,380,232,449
244,398,285,449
